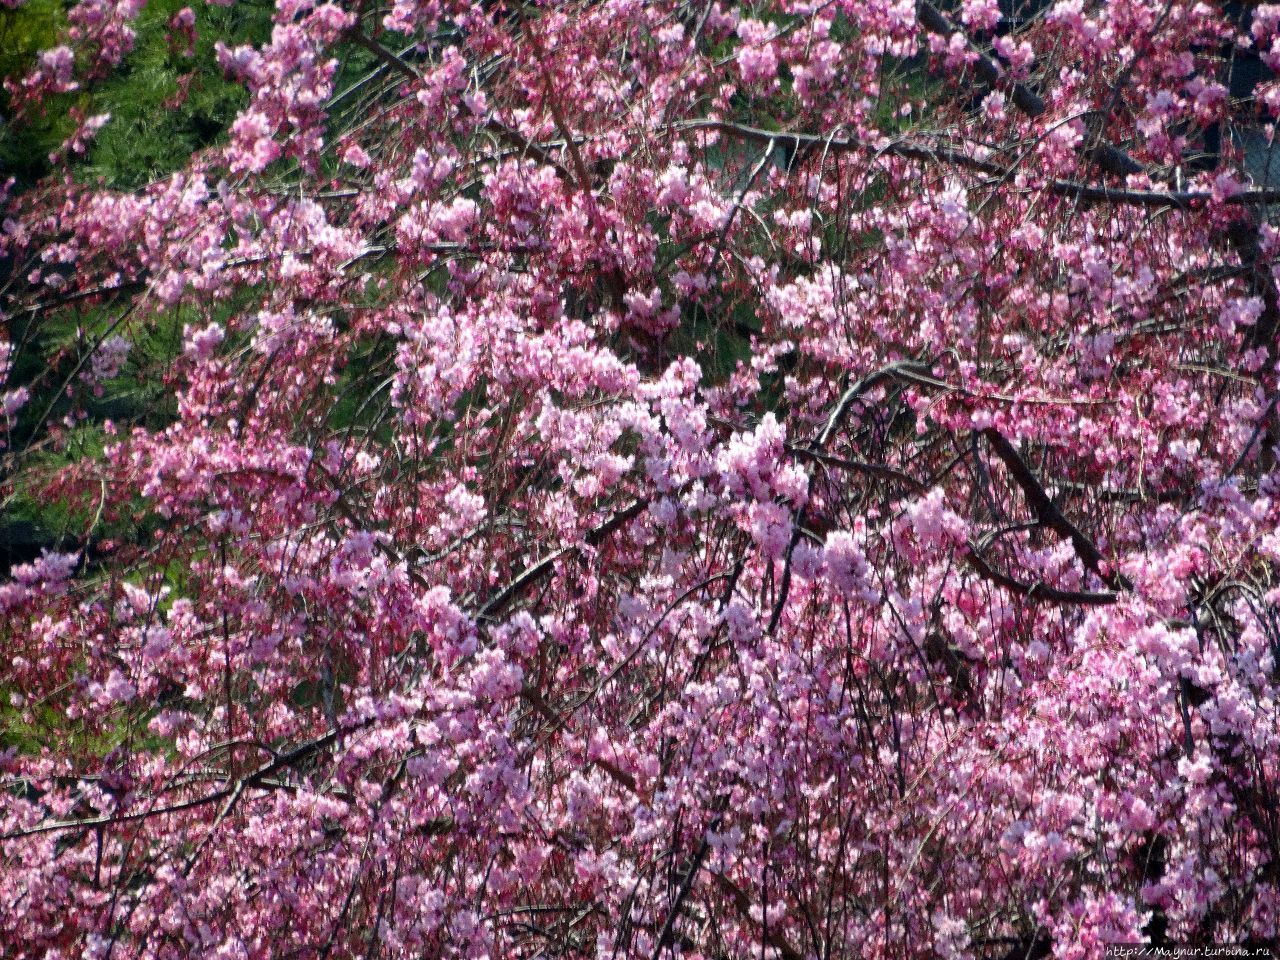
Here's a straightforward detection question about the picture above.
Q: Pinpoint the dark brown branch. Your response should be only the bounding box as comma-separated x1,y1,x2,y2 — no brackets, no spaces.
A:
709,872,804,960
1225,219,1280,469
767,360,929,634
786,444,929,494
916,0,1139,177
676,120,1280,208
915,0,1047,120
1,729,341,841
345,29,421,81
650,808,722,960
817,360,932,449
965,545,1118,606
5,279,148,318
346,29,575,180
915,0,1280,472
981,429,1131,591
475,499,648,621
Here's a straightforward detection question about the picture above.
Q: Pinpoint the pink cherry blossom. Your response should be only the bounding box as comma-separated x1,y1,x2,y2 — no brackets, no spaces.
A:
3,0,1280,956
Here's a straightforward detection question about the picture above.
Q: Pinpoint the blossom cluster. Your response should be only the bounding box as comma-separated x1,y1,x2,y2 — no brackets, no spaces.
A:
2,0,1280,957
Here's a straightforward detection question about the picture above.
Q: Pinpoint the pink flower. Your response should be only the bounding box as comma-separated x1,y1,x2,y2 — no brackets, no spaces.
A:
341,143,371,168
823,530,877,602
960,0,1001,31
736,18,779,83
184,322,225,359
3,0,1279,952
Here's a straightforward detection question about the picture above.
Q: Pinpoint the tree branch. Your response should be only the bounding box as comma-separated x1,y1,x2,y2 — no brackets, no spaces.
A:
965,544,1118,606
676,120,1280,208
475,499,648,621
982,429,1131,591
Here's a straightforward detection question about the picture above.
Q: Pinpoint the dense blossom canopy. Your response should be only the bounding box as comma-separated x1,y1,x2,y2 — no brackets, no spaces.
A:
3,0,1280,956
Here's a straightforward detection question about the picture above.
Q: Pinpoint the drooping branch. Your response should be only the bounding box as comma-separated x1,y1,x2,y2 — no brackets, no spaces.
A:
676,120,1280,208
916,0,1280,464
913,0,1049,122
915,0,1142,177
346,28,577,181
1,728,343,841
965,543,1119,606
475,498,649,621
982,429,1131,592
786,444,928,495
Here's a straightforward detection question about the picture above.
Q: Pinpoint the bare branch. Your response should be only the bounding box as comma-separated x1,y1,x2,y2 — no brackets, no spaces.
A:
982,429,1131,591
965,544,1118,606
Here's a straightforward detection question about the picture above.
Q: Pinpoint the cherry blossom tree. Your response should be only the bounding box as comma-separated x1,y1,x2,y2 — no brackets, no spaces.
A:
3,0,1280,956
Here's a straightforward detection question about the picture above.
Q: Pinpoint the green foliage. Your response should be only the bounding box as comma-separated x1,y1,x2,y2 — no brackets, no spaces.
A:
0,0,76,183
84,0,274,188
0,0,277,588
0,0,273,189
1,683,177,757
0,0,63,83
1,295,194,570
